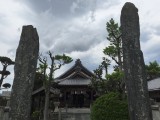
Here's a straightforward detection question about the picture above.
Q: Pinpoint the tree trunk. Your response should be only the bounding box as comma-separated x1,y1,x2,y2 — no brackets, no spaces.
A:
44,86,50,120
0,65,7,87
43,56,54,120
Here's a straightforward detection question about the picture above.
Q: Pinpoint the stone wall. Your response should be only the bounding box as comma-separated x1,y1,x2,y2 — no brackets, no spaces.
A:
51,108,90,120
52,113,90,120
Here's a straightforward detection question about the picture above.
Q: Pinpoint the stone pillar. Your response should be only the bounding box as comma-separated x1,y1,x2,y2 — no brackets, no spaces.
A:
121,2,153,120
9,25,39,120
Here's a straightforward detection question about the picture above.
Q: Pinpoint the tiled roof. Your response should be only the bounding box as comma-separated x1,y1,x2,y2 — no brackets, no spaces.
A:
56,79,91,86
32,86,59,95
148,77,160,91
56,59,95,79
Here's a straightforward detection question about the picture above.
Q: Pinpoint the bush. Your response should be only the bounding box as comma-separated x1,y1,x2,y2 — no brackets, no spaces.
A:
31,111,40,120
91,92,129,120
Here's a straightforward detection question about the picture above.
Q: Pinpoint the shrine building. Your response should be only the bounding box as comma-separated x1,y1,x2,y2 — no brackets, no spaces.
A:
55,59,95,108
31,59,96,112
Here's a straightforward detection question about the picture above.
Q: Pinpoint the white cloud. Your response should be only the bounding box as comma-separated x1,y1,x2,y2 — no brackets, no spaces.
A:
0,0,160,89
0,0,37,60
70,2,79,13
141,34,160,63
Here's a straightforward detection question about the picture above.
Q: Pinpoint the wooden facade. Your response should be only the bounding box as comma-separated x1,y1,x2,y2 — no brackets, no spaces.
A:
55,59,95,108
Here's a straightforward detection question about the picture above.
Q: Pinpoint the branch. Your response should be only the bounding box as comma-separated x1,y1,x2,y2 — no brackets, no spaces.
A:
111,30,118,40
117,34,122,39
53,65,61,71
3,75,8,79
57,60,62,66
111,31,122,42
48,51,54,61
53,60,66,72
39,54,47,64
111,57,119,65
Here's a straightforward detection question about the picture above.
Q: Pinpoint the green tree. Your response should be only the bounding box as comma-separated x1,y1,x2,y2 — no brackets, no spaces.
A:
91,68,124,95
90,57,111,95
106,71,124,93
91,18,124,95
103,18,122,71
146,60,160,80
0,56,14,90
38,51,72,120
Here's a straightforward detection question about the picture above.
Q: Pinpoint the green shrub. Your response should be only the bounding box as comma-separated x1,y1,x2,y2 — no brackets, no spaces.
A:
31,111,40,120
91,92,129,120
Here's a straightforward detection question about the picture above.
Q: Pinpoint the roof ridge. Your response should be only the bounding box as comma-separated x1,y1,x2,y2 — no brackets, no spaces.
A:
56,59,94,79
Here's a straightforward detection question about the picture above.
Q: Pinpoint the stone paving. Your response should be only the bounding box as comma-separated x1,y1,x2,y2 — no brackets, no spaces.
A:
152,104,160,120
152,110,160,120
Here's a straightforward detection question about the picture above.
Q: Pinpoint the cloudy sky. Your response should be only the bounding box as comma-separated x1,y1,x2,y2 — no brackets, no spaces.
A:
0,0,160,88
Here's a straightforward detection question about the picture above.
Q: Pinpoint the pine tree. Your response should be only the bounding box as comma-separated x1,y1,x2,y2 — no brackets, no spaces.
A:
0,56,14,90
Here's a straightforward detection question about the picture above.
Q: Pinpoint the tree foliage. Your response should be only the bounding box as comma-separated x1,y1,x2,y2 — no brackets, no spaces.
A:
0,56,15,66
91,70,124,95
0,56,14,89
103,18,122,70
31,111,41,120
2,83,11,89
106,71,124,93
90,18,124,96
146,61,160,80
93,57,110,79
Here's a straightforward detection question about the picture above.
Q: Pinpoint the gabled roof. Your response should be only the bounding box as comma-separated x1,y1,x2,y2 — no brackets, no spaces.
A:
56,59,95,79
32,86,59,95
55,59,95,86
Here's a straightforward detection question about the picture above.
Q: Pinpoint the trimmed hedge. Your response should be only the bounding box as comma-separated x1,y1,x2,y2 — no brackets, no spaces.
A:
91,92,129,120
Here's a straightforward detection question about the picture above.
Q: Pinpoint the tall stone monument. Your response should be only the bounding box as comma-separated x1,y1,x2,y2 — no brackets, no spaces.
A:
121,2,153,120
10,25,39,120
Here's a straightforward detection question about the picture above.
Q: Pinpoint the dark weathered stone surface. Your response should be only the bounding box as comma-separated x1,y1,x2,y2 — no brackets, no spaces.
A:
121,2,153,120
9,25,39,120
